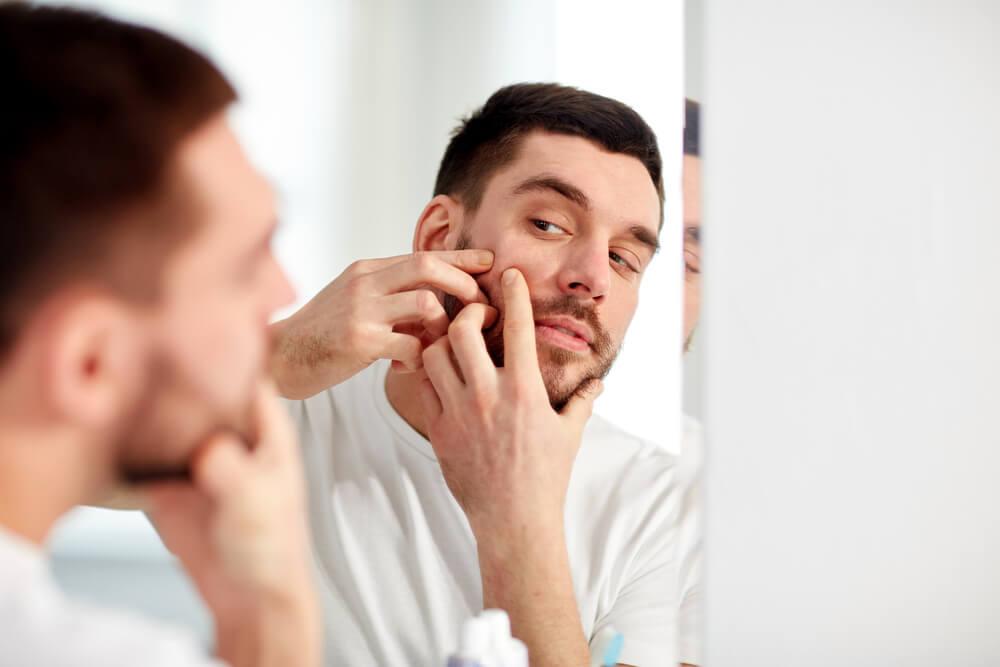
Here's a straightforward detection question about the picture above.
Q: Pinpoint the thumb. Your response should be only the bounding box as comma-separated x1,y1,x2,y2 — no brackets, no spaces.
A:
561,378,604,425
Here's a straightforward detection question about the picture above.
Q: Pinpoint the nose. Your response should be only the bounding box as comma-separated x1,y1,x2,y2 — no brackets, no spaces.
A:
557,237,610,302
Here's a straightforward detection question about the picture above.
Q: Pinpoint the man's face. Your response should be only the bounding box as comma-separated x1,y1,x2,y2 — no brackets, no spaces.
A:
683,153,702,349
447,131,661,410
117,116,294,480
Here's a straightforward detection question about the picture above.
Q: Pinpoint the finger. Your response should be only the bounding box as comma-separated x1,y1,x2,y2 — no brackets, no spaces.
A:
420,248,494,273
369,252,492,305
422,336,464,407
380,289,449,339
142,481,201,518
447,303,499,390
560,378,604,426
351,248,493,278
417,375,443,423
248,380,298,465
384,333,424,372
191,433,253,500
500,268,539,373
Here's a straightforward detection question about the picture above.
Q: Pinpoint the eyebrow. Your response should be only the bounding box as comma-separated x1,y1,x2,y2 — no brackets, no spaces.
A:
512,175,591,211
684,226,701,245
629,225,661,254
514,174,661,255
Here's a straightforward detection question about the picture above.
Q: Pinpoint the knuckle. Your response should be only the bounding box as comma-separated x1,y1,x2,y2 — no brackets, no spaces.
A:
415,253,437,276
504,320,528,335
415,289,440,316
423,340,445,363
343,323,366,350
470,386,493,412
347,259,369,275
508,377,531,401
343,277,367,303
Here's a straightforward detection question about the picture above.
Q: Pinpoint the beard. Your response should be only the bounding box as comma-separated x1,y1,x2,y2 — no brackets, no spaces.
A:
112,348,258,485
444,235,621,411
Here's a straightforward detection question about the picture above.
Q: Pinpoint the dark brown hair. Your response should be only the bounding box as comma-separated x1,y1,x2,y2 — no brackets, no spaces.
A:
684,98,700,157
434,83,663,222
0,4,237,355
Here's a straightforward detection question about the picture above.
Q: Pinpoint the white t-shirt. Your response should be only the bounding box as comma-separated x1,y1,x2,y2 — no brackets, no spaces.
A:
0,526,223,667
290,360,685,666
676,416,704,665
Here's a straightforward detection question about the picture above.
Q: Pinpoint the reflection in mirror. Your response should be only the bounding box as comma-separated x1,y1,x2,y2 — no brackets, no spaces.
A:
12,2,697,666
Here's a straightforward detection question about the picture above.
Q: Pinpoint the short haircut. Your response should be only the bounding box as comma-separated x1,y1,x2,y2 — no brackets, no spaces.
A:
434,83,664,225
684,98,700,157
0,4,237,356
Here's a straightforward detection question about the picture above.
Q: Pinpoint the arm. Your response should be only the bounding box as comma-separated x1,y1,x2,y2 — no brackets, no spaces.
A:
269,250,493,399
420,268,602,667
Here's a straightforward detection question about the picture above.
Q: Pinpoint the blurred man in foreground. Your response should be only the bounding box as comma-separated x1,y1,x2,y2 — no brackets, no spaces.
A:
0,5,318,665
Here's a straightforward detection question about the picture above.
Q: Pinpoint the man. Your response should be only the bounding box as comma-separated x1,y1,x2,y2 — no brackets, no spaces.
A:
683,98,702,352
273,84,682,666
0,5,318,665
679,97,704,667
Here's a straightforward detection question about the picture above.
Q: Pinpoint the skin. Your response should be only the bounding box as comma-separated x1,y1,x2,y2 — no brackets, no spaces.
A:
272,130,662,666
680,151,702,667
0,114,319,667
682,153,702,349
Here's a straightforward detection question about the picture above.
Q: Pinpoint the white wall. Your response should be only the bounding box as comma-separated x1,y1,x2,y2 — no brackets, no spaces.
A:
703,1,1000,664
42,0,686,638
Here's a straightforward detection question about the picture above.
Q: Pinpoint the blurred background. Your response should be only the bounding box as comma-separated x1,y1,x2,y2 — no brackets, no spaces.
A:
42,0,689,644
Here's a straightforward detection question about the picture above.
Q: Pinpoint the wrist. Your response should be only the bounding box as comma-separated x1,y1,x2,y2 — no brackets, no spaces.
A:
267,318,296,399
215,581,319,667
472,512,566,568
467,503,564,545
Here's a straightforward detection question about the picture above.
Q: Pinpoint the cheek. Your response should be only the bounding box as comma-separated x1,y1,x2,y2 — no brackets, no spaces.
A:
161,297,266,401
607,294,640,344
487,246,559,293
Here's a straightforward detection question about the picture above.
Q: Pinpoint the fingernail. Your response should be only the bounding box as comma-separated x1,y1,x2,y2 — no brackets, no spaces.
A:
477,250,493,265
502,268,518,285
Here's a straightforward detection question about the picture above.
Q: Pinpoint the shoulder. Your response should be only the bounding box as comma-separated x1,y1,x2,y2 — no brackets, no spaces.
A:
577,412,680,488
571,414,682,539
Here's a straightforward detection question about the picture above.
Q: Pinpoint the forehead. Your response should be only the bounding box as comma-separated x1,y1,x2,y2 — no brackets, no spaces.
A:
683,153,701,226
484,131,661,232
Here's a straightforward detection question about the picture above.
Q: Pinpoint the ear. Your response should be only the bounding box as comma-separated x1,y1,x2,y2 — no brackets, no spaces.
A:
42,293,144,430
412,194,465,253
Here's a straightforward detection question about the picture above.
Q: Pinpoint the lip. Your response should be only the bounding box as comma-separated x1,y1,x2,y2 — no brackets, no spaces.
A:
534,316,594,351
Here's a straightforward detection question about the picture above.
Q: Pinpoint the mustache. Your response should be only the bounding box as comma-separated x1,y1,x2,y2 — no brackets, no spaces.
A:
441,266,614,355
507,294,610,349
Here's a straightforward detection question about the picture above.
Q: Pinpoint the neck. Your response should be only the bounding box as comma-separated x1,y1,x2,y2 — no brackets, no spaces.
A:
0,420,104,546
384,367,431,440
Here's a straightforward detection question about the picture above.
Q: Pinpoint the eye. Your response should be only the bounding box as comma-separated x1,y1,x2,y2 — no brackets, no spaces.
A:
684,248,701,275
610,250,639,273
531,219,567,235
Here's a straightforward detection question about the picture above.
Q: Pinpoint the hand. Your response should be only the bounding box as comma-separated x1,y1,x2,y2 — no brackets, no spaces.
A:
144,382,318,667
419,268,601,667
418,267,602,534
271,249,494,399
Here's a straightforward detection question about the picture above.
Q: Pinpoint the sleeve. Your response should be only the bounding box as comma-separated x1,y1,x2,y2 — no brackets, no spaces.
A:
589,455,682,667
